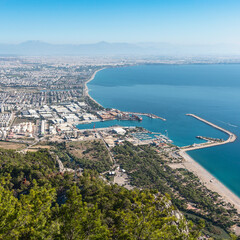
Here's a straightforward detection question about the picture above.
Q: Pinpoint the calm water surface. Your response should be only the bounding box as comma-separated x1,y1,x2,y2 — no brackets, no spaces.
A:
79,64,240,196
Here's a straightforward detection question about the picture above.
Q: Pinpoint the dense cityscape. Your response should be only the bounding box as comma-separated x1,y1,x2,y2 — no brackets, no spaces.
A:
0,55,239,239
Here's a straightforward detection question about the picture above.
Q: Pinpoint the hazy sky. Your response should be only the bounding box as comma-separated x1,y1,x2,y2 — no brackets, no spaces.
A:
0,0,240,44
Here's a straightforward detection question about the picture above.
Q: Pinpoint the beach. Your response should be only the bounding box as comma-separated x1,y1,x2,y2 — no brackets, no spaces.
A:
84,67,106,107
176,114,240,213
178,149,240,214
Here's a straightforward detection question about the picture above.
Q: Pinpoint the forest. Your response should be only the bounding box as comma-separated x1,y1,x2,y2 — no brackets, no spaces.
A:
0,148,201,240
112,142,240,239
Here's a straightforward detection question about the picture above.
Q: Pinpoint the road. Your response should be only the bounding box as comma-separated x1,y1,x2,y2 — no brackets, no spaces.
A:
97,131,115,163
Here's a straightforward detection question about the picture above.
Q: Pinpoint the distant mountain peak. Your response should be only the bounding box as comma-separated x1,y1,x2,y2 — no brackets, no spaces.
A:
0,41,239,56
96,41,111,46
19,40,51,46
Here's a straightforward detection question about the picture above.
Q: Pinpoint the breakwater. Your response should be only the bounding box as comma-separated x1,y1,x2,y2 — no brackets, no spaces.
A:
182,114,237,151
125,112,166,121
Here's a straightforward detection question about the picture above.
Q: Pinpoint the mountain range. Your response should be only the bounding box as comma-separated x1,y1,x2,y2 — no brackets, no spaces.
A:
0,40,240,56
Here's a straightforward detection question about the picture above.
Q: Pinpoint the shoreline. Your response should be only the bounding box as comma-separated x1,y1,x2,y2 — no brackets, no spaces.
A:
84,67,240,213
179,114,240,213
178,149,240,213
84,67,107,108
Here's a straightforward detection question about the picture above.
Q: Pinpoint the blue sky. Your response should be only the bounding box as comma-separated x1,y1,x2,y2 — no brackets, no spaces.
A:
0,0,240,44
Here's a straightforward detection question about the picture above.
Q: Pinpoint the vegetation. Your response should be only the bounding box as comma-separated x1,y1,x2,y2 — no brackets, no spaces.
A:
85,96,104,111
112,142,240,238
0,148,200,239
52,140,112,173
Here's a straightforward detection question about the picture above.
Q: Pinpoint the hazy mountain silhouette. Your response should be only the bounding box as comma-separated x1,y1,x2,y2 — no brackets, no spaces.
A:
0,41,239,56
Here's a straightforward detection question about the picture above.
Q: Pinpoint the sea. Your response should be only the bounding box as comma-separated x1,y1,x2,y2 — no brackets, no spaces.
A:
76,64,240,197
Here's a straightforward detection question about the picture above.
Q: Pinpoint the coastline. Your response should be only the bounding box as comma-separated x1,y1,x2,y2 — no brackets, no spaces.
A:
178,115,240,213
178,149,240,213
84,67,106,108
84,67,240,214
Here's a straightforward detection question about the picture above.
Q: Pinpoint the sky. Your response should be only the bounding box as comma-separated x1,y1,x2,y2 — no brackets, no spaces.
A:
0,0,240,45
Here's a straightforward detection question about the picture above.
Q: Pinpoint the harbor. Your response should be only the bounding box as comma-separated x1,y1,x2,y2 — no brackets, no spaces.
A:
183,114,237,151
86,63,240,215
171,114,240,214
124,111,166,121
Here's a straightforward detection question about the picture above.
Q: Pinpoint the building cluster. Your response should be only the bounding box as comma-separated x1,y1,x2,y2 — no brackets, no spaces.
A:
0,58,102,89
21,102,90,121
19,101,99,137
0,56,149,143
0,89,83,113
0,113,13,127
0,99,149,142
8,122,35,139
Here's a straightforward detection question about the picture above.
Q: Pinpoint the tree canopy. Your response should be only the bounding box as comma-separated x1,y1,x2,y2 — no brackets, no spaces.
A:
0,148,200,239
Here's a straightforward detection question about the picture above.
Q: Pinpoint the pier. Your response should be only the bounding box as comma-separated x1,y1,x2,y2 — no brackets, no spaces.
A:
125,112,166,121
182,114,237,151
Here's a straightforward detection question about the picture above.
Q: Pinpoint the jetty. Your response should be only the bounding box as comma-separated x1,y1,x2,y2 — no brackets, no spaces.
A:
182,114,237,151
125,112,166,121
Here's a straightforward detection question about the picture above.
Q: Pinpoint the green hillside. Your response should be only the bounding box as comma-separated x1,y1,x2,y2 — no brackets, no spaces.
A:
0,148,200,239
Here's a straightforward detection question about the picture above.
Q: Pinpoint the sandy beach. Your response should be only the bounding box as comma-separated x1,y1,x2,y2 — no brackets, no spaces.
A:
175,114,240,213
177,149,240,214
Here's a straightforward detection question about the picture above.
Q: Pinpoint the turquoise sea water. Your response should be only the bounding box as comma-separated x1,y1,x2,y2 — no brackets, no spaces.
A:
78,64,240,197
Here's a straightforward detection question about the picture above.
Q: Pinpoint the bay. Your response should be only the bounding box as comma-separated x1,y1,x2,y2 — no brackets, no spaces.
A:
79,64,240,197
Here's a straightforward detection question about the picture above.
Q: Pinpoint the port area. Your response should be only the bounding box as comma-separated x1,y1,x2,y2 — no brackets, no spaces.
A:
96,109,166,122
181,114,237,151
46,125,172,149
124,111,166,121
